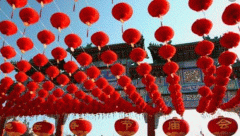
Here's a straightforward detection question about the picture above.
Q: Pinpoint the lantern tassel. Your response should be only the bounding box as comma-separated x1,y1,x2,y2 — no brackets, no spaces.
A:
11,10,14,19
121,24,124,34
23,27,27,36
87,27,89,37
58,34,60,42
40,8,43,18
73,2,76,12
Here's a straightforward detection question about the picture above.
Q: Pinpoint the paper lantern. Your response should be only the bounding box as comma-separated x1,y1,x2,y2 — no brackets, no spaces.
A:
37,30,55,47
16,60,31,72
195,40,214,56
86,66,100,79
115,117,139,136
91,31,109,50
51,47,67,63
42,81,54,91
112,2,133,32
163,117,189,136
79,7,99,37
155,26,174,43
19,8,40,26
50,12,70,31
222,3,240,25
17,37,34,53
101,50,118,65
64,34,82,50
64,61,78,76
31,72,45,82
0,62,15,74
148,0,170,18
122,28,141,47
191,18,213,36
5,121,27,136
76,52,92,66
0,21,18,36
69,118,92,136
73,71,87,83
56,74,69,86
220,32,240,49
208,116,238,136
33,120,55,136
110,63,125,77
188,0,213,12
129,48,146,63
33,53,48,67
0,46,16,60
6,0,27,8
46,66,60,79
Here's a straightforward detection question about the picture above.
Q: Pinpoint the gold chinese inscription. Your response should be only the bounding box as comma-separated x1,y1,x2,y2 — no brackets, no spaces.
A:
33,124,42,130
121,120,133,130
216,119,232,129
70,121,79,130
5,123,13,130
168,121,180,130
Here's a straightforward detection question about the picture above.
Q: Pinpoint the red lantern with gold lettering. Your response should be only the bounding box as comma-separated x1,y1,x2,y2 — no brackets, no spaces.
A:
32,120,55,136
5,121,27,136
208,116,238,136
162,117,189,136
114,117,139,136
69,118,92,136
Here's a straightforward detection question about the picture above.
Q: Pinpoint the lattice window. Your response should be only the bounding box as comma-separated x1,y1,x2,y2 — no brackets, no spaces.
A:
182,68,202,83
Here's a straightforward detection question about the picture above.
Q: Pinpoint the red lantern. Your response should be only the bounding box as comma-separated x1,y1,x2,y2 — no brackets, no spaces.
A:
188,0,213,12
33,53,49,67
114,117,139,136
191,18,213,36
19,8,40,26
46,66,60,79
51,47,67,63
79,7,100,37
76,52,92,66
101,50,118,65
112,2,133,32
208,116,238,136
222,3,240,25
91,31,109,50
33,120,55,136
148,0,170,18
5,121,27,136
50,12,70,31
0,46,16,60
37,30,55,48
64,34,82,50
129,48,147,63
17,37,34,53
163,117,189,136
155,26,174,43
0,20,18,36
0,62,15,74
64,61,78,76
69,118,92,136
122,28,141,47
7,0,27,8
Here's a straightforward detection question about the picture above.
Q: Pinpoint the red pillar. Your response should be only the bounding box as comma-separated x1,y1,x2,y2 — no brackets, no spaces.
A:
147,114,155,136
55,114,65,136
0,117,6,136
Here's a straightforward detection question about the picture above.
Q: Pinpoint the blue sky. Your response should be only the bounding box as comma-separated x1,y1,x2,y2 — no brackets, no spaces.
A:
1,0,240,135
